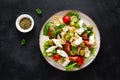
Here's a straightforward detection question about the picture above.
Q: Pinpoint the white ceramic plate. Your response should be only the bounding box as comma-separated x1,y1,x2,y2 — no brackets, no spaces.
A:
39,10,100,71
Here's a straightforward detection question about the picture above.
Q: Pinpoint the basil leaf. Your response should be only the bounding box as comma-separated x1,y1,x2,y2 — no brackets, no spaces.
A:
52,29,60,37
85,30,93,36
36,8,42,15
89,47,95,54
82,23,87,30
43,22,52,36
66,32,71,41
58,24,65,29
71,46,77,53
66,11,79,18
21,39,26,46
75,21,80,29
43,41,50,56
66,63,77,71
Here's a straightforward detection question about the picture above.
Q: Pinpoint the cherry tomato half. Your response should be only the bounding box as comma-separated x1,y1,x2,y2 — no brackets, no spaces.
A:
77,56,84,66
82,33,88,40
84,40,91,47
69,56,78,62
62,16,71,24
52,54,62,61
49,31,53,37
63,42,71,53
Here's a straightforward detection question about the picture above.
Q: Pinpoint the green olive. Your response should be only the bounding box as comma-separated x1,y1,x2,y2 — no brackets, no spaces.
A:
80,42,85,47
65,35,71,41
77,47,81,55
69,51,76,56
79,50,85,56
70,22,75,27
87,25,93,30
48,39,54,45
47,53,53,57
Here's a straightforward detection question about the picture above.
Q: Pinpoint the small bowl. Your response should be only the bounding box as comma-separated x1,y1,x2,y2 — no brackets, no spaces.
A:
15,14,34,33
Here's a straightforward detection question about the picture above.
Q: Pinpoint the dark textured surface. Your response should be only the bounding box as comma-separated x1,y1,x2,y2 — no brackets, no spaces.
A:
0,0,120,80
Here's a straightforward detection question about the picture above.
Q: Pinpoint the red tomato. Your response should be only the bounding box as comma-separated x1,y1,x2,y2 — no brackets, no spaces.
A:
63,42,71,53
52,54,62,61
49,31,53,37
62,16,71,24
69,56,78,62
82,33,88,40
77,56,84,66
84,40,91,47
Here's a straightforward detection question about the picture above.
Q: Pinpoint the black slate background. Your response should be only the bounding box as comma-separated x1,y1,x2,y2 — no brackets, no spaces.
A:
0,0,120,80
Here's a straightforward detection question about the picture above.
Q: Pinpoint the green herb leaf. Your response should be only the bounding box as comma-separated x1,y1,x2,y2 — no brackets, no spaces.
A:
66,11,80,18
85,30,93,36
52,29,60,37
43,41,50,56
66,32,71,41
47,50,56,57
71,46,77,53
21,39,26,46
43,22,52,36
89,47,95,54
66,63,77,71
82,23,87,30
43,41,50,50
51,50,57,54
58,24,65,29
75,21,80,29
36,8,42,15
47,53,53,57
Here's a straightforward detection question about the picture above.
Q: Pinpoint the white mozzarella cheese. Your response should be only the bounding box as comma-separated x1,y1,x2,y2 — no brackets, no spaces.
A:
79,20,84,27
52,39,62,48
62,58,70,67
62,26,69,32
89,34,95,44
76,28,84,35
85,49,90,57
57,50,68,57
46,46,57,53
73,37,83,46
